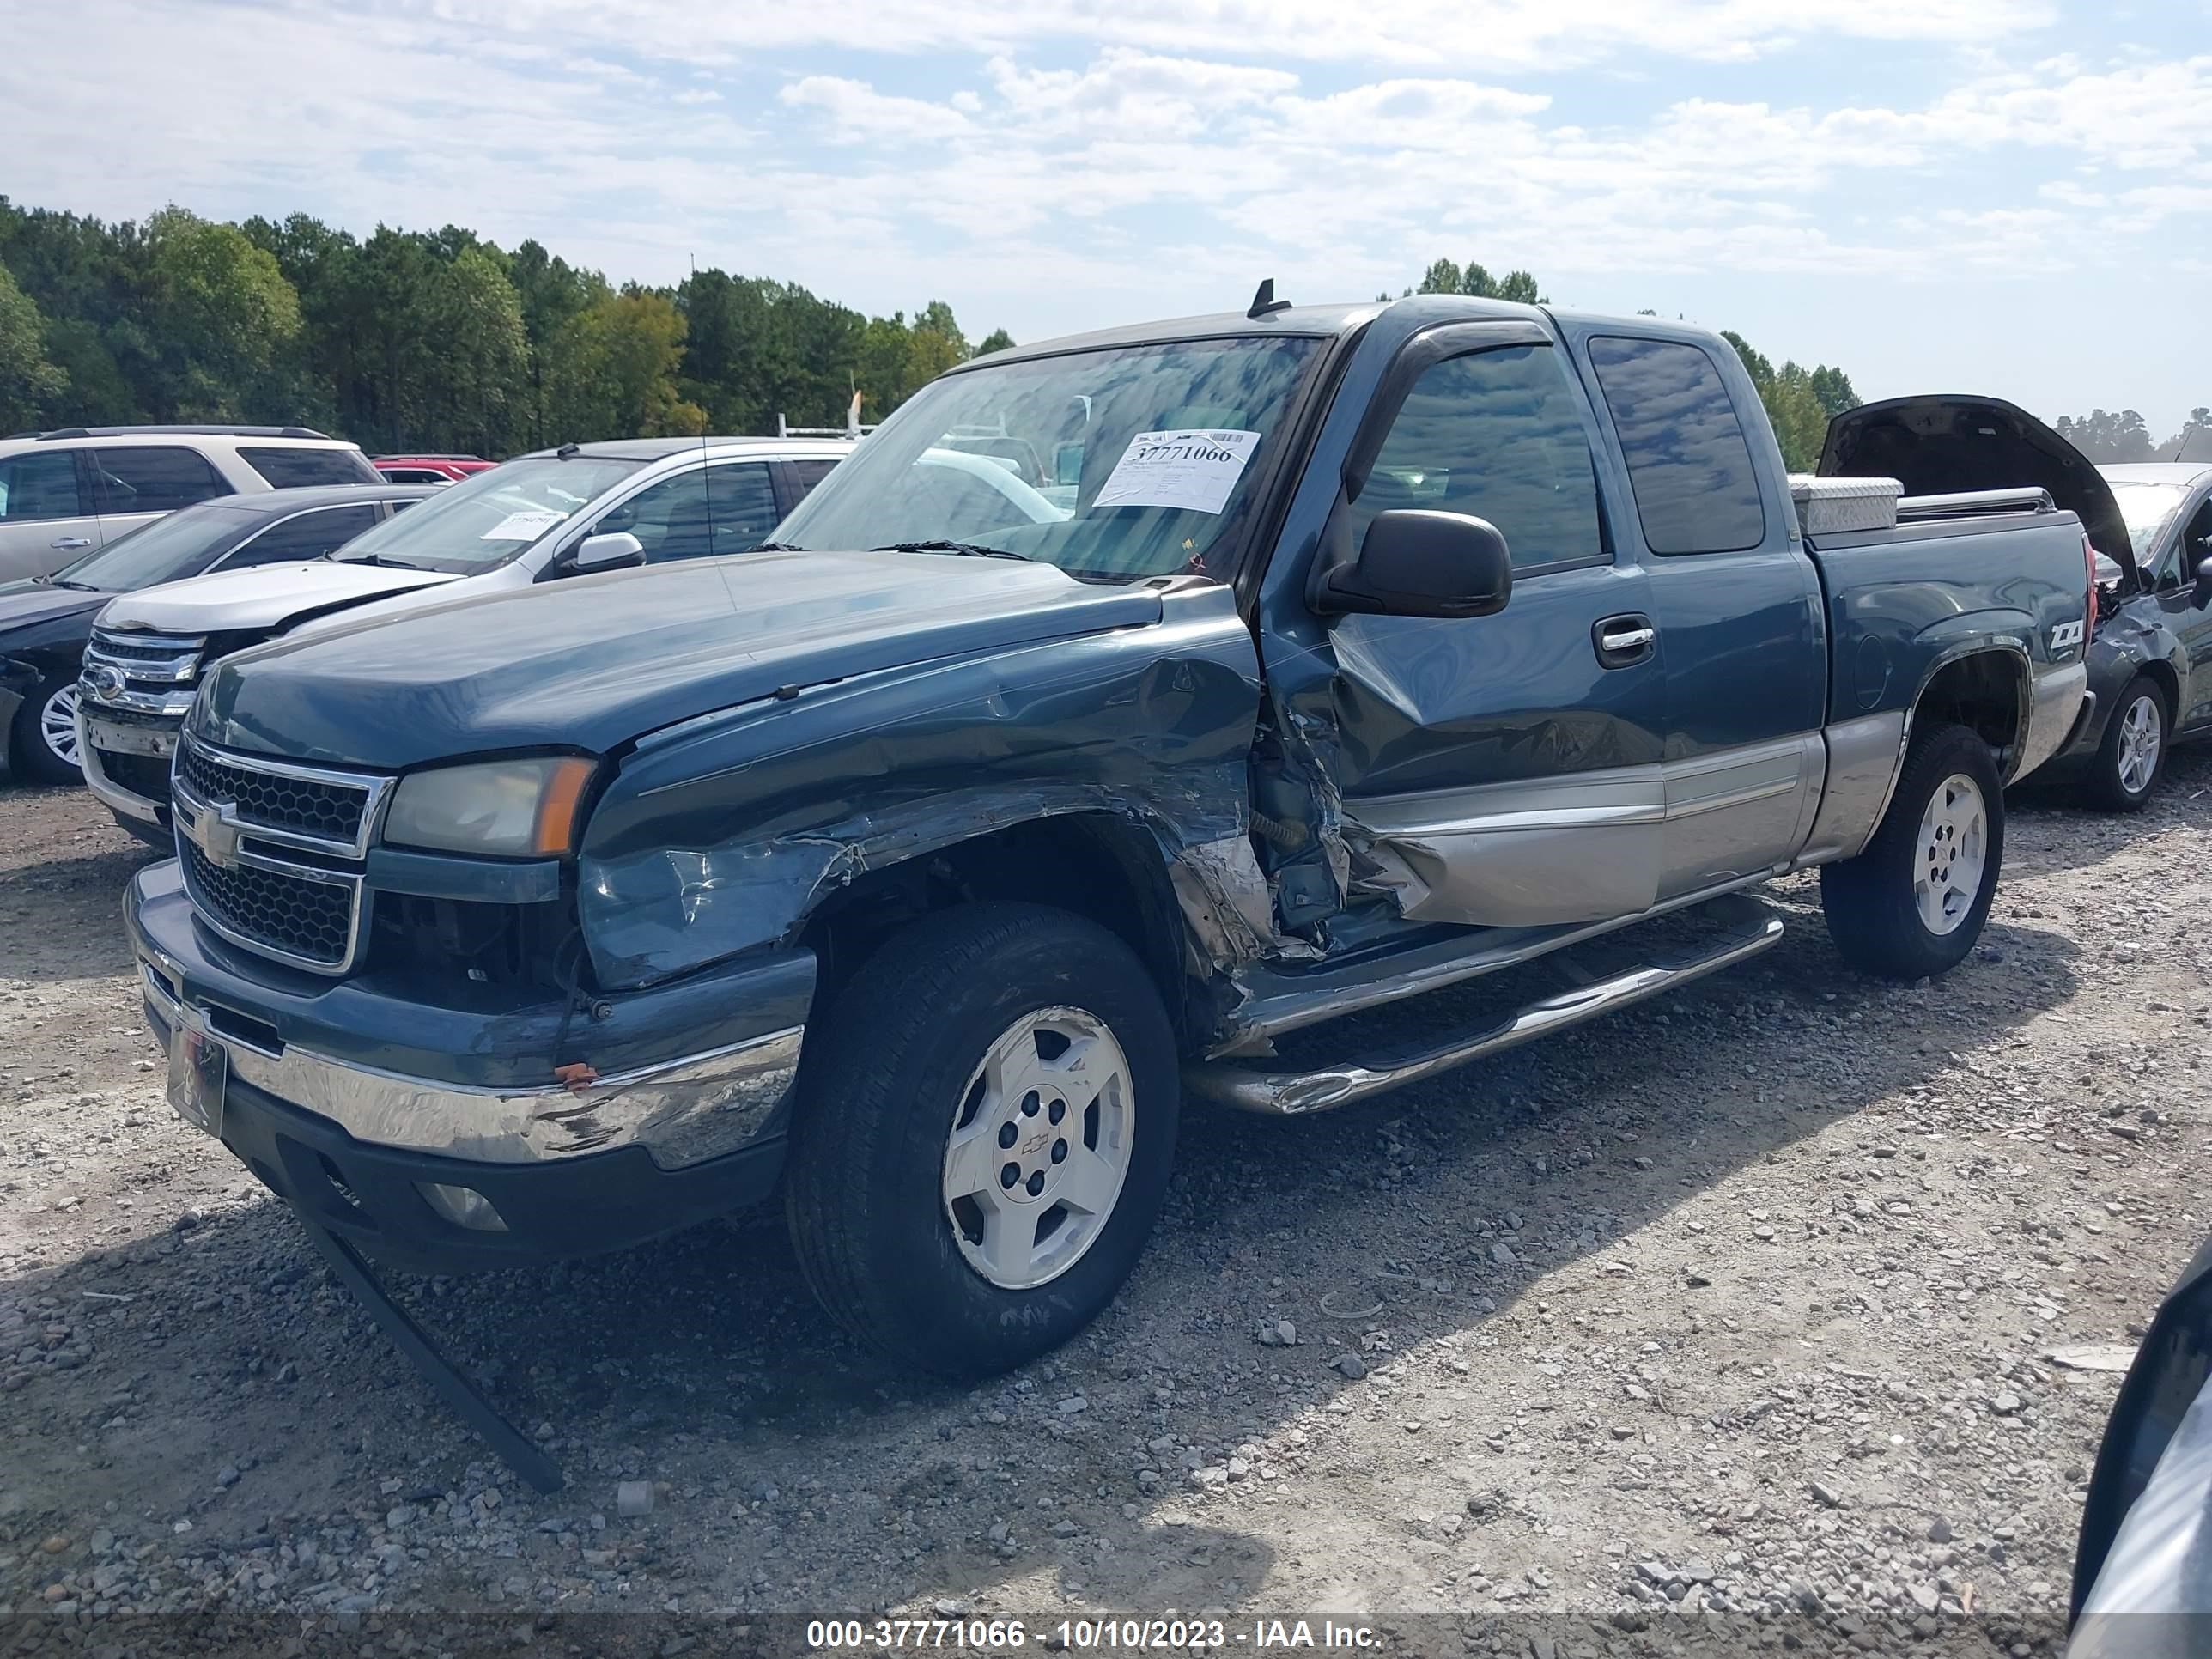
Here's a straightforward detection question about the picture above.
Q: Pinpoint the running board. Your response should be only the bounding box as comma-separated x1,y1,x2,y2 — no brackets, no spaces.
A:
1185,909,1785,1115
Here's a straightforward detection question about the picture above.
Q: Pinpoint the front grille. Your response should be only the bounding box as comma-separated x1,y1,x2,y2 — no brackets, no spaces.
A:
95,749,171,802
180,841,358,969
89,627,206,664
178,742,368,843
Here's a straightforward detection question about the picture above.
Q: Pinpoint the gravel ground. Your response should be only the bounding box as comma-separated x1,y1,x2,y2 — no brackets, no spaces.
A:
3,758,2208,1656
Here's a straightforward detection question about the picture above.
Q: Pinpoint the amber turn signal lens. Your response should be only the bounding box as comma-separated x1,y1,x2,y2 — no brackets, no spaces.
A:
532,757,597,855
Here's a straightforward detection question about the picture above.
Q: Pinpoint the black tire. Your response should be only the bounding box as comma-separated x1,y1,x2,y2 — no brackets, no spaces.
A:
9,671,82,785
1820,721,2004,981
2084,675,2167,812
785,901,1180,1380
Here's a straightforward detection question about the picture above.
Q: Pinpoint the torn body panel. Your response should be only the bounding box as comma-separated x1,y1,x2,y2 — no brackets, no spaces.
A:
576,581,1279,1002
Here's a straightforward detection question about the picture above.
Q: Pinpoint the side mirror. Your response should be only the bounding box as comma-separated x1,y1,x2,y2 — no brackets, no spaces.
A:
572,532,645,574
2194,556,2212,611
1313,509,1513,620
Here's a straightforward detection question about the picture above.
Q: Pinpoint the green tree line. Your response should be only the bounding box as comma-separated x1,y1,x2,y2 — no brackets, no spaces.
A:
0,197,1014,453
2054,407,2212,464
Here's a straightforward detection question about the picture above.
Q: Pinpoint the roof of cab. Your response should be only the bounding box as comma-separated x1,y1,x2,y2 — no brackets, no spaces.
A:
200,483,443,515
2102,462,2212,487
962,294,1577,371
511,436,855,463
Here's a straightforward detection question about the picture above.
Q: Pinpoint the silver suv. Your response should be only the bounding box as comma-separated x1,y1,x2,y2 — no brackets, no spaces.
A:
0,425,381,581
81,435,851,835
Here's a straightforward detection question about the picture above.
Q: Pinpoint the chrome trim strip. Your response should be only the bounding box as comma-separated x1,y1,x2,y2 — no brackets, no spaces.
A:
81,678,196,718
137,958,800,1170
1189,907,1786,1113
177,733,392,860
83,645,199,684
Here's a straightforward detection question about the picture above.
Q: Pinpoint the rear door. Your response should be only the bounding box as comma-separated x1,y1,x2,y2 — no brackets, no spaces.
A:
0,448,104,580
89,445,234,544
1569,329,1827,896
1307,327,1674,927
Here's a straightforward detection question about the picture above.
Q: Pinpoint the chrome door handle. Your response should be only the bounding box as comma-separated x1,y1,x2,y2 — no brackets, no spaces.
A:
51,536,93,550
1600,625,1655,651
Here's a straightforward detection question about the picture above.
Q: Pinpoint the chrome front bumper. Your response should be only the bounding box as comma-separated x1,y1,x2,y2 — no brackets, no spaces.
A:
135,953,802,1170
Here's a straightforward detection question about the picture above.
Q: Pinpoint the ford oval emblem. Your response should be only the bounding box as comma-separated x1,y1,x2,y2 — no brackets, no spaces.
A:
88,663,127,701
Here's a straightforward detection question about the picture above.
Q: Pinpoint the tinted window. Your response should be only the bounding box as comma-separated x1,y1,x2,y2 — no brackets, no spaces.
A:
379,468,449,484
1587,337,1766,555
53,501,246,589
0,451,88,521
599,463,781,563
225,504,382,567
92,446,229,514
240,446,380,489
1351,345,1605,573
788,458,840,495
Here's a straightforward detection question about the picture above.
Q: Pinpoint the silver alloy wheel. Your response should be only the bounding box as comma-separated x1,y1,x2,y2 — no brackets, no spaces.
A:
2116,692,2163,797
39,684,82,771
941,1005,1134,1291
1914,772,1988,936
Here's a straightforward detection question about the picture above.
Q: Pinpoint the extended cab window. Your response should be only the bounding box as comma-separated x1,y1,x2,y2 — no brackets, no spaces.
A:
239,447,380,489
1352,346,1606,574
0,451,87,521
92,446,230,514
1587,337,1765,555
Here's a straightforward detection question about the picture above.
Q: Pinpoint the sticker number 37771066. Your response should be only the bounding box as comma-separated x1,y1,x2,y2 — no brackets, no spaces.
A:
1092,430,1262,516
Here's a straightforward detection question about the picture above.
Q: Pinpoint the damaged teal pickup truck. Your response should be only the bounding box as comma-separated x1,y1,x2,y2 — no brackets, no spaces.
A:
128,293,2097,1382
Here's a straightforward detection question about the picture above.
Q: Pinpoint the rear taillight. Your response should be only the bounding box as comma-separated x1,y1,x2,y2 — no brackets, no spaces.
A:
2084,532,2099,633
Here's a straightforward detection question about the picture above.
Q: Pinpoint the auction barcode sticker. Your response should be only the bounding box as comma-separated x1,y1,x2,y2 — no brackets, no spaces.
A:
1092,429,1261,515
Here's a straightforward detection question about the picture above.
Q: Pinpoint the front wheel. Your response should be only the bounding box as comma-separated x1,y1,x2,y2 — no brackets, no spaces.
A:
9,672,83,785
2085,676,2166,811
785,902,1180,1380
1820,720,2004,981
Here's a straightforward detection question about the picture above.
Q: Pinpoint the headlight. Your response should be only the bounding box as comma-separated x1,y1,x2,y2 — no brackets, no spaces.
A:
382,756,596,857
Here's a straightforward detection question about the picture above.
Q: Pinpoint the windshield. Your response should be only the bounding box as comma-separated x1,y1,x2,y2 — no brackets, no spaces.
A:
2110,481,2191,562
331,455,641,574
52,501,250,591
774,336,1324,580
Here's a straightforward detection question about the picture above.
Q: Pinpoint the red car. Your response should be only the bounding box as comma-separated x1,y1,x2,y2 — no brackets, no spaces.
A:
371,454,496,483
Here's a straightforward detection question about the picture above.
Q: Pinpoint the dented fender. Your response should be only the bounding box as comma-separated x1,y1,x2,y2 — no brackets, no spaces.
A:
575,582,1270,990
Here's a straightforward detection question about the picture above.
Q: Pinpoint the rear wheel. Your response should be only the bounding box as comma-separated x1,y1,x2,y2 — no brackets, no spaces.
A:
2084,676,2166,812
1820,720,2003,980
784,902,1179,1379
9,672,82,785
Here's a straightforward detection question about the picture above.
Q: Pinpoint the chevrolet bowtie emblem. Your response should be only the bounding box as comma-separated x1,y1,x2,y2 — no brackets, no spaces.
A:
184,801,245,869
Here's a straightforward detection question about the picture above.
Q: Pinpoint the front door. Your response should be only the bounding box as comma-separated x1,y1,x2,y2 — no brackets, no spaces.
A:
2161,490,2212,732
1310,334,1672,927
0,449,104,581
1571,330,1827,896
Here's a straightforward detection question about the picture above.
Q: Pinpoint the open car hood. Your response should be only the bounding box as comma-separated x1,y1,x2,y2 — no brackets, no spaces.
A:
1821,395,2136,587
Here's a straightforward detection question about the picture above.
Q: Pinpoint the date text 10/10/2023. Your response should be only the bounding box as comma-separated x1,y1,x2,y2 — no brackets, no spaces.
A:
805,1619,1382,1650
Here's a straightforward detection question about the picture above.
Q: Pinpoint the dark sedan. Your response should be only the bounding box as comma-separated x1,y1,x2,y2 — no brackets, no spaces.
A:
0,483,434,785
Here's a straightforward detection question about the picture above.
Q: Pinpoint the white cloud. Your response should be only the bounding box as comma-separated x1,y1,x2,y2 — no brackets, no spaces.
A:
779,76,975,143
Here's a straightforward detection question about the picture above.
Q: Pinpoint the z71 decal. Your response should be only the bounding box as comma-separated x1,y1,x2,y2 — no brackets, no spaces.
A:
2051,619,2085,651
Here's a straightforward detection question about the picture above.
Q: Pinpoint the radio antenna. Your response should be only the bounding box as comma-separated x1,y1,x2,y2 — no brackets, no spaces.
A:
694,255,719,558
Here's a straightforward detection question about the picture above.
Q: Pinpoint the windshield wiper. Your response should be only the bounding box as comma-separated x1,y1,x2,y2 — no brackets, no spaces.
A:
871,539,1032,562
330,553,427,571
37,576,100,591
746,540,805,553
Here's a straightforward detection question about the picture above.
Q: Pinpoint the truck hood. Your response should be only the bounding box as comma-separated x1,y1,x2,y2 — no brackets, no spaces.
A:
96,560,459,636
1820,395,2135,586
0,580,106,640
193,550,1167,770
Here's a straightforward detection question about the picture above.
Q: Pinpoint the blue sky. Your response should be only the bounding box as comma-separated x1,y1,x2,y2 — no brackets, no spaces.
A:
5,0,2208,434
